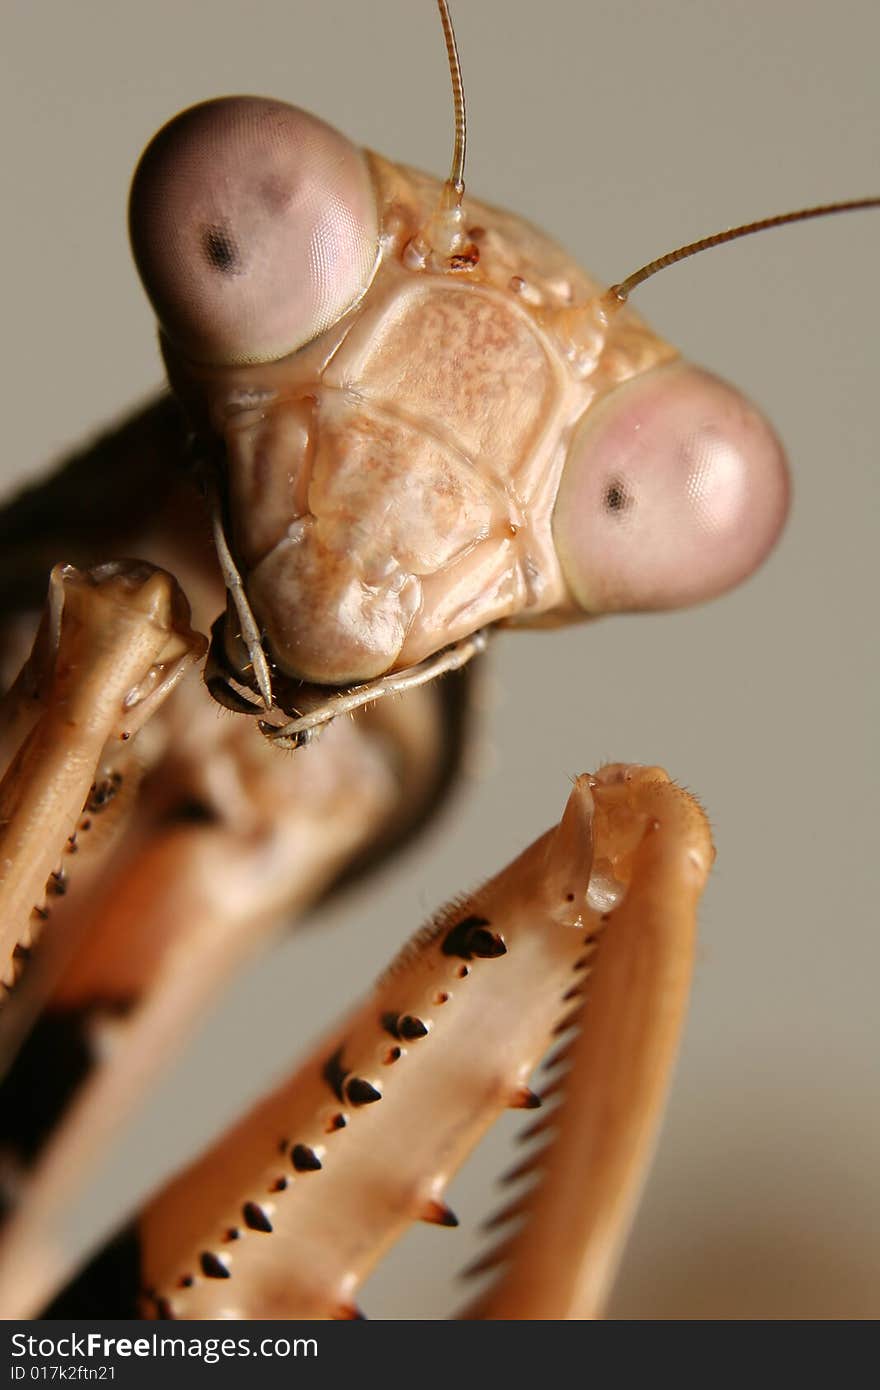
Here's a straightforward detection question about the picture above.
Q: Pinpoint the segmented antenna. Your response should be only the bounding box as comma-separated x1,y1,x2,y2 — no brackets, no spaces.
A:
405,2,472,266
604,196,880,306
438,0,467,200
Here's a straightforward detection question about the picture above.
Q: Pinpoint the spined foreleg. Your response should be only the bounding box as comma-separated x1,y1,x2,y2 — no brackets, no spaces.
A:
43,764,712,1320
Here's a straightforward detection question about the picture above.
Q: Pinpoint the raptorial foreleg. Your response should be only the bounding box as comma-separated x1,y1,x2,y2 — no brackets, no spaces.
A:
0,561,206,989
43,765,713,1321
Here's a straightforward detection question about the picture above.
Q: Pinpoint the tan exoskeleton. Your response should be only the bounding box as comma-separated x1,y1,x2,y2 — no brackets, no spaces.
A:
0,2,875,1319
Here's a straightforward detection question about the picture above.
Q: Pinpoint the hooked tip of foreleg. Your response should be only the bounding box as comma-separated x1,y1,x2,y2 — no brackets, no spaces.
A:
541,775,596,925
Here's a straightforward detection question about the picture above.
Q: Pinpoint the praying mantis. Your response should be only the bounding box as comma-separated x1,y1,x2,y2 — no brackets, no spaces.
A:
0,0,876,1317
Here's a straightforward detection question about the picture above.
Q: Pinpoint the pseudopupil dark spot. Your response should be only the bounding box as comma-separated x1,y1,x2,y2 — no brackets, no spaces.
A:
604,479,630,513
203,225,239,273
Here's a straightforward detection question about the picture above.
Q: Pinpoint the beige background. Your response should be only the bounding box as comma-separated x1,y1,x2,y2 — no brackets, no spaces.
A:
3,1,877,1317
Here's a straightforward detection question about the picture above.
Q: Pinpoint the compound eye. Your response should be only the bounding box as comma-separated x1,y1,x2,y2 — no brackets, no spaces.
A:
129,96,379,365
553,362,790,613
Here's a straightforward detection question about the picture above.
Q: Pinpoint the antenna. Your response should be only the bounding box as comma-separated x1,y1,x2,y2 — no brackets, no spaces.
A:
437,0,467,201
603,197,880,307
405,2,474,267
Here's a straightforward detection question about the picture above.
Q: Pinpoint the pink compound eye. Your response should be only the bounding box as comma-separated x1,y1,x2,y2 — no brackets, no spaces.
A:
552,362,791,614
129,96,379,365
